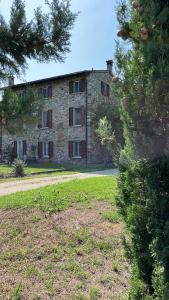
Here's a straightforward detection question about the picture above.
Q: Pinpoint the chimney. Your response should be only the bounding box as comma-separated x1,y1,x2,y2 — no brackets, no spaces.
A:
106,60,113,75
8,76,15,86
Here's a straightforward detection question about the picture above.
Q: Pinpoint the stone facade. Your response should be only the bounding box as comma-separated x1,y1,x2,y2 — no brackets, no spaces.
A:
1,62,115,164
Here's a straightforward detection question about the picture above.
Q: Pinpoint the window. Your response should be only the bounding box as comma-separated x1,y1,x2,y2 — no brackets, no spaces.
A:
73,108,81,126
38,86,52,98
68,140,86,159
69,107,85,127
18,90,26,99
38,141,53,158
73,142,80,157
101,81,110,97
42,111,48,128
38,110,52,129
42,142,49,157
69,78,86,94
74,81,81,93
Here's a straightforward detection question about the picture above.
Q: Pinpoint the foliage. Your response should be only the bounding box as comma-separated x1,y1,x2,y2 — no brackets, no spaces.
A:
0,0,77,80
92,102,124,162
12,158,26,177
115,0,169,298
92,102,124,145
0,86,44,133
96,117,121,163
3,143,16,164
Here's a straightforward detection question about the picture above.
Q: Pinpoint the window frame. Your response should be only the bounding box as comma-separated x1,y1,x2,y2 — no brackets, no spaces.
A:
73,81,81,93
101,81,110,97
72,141,81,158
42,111,48,129
39,86,52,99
42,142,49,158
73,108,82,126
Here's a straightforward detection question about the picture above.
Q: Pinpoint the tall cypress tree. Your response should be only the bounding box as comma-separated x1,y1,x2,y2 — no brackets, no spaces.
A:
115,0,169,298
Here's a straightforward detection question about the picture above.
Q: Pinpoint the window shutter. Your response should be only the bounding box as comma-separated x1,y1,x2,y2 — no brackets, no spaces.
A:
48,86,53,98
48,110,53,128
38,112,42,129
38,142,43,158
107,84,110,97
69,108,73,126
69,81,74,94
81,106,85,126
80,78,86,92
101,81,104,95
23,140,27,156
14,141,17,158
68,141,73,158
80,141,87,158
48,141,54,158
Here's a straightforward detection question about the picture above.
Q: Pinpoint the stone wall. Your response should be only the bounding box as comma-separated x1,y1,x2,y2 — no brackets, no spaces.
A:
2,70,115,165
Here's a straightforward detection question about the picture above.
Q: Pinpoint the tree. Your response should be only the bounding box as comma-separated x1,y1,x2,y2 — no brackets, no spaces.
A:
0,87,44,133
114,0,169,298
92,102,124,163
0,0,76,150
0,0,77,81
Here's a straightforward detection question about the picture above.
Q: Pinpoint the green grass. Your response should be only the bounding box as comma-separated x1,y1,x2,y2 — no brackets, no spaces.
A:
101,208,120,223
0,176,117,210
0,162,112,176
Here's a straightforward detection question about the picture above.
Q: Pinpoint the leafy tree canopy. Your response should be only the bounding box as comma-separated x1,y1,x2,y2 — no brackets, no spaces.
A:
0,0,77,80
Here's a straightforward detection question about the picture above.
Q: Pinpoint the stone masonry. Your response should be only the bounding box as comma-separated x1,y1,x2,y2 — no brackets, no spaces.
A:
1,61,115,165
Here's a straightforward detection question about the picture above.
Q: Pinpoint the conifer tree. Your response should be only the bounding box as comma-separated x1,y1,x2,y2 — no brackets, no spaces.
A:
114,0,169,298
0,0,76,128
0,0,76,80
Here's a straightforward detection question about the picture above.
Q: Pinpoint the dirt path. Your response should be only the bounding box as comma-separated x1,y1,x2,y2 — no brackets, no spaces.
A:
0,169,118,196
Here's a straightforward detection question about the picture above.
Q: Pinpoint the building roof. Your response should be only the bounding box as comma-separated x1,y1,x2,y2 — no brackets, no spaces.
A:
11,70,92,89
9,69,110,89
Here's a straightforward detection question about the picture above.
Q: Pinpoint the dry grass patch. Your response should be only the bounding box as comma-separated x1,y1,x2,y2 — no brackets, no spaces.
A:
0,201,130,300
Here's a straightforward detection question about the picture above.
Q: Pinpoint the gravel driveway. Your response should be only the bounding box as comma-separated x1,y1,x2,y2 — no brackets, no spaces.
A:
0,169,118,197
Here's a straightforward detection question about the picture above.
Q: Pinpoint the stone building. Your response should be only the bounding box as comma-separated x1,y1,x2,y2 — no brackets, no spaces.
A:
0,61,114,165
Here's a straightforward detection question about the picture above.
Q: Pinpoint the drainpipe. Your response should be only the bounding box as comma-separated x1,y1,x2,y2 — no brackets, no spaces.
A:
85,78,88,167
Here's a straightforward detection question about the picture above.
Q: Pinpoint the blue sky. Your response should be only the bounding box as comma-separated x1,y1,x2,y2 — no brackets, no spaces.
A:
0,0,118,84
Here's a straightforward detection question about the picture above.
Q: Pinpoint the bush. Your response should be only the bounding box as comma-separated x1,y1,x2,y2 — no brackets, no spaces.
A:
4,144,16,164
116,157,169,298
12,159,26,177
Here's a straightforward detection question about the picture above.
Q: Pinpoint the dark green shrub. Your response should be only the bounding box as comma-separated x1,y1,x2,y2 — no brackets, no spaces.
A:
117,157,169,298
12,159,26,177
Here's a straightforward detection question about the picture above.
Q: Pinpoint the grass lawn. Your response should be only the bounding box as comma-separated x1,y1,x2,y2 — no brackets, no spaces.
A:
0,176,117,210
0,162,113,182
0,162,72,175
0,176,130,299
